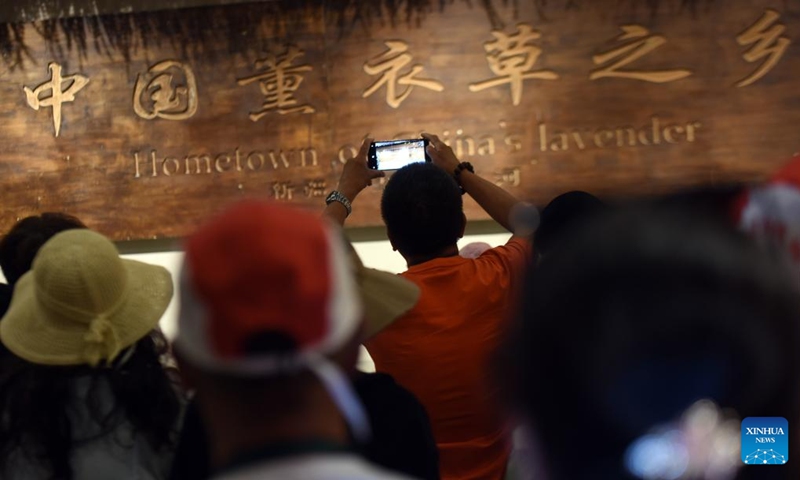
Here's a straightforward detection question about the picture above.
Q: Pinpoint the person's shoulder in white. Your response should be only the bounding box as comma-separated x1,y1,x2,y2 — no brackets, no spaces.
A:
214,453,416,480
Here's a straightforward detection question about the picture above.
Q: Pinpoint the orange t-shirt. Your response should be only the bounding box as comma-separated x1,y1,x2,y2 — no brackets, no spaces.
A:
365,237,531,480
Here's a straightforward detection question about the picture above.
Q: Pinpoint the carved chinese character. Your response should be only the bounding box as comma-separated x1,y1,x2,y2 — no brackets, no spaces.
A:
133,60,198,120
273,182,295,201
469,24,558,106
363,41,444,109
590,26,692,83
304,179,327,198
495,168,521,187
237,46,315,121
736,9,790,87
23,62,89,137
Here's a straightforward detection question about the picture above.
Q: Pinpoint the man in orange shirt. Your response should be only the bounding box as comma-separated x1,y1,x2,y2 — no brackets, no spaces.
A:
325,134,531,480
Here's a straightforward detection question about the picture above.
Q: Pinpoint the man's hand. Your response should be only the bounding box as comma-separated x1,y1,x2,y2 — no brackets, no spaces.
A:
337,138,385,201
422,133,460,174
423,133,524,234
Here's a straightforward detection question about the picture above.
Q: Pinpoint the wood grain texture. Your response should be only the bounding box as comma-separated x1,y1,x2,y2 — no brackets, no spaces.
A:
0,0,798,240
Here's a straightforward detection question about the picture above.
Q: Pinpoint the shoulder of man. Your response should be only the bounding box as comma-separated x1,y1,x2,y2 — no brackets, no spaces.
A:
475,236,532,272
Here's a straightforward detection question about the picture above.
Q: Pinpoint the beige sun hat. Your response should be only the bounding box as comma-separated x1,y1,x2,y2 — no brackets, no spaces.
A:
345,242,420,339
0,229,173,367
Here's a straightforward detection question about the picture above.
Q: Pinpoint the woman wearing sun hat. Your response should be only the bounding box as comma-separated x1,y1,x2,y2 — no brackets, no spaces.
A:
0,229,185,480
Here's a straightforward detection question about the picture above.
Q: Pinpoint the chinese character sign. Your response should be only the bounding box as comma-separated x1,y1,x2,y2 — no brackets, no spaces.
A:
469,24,558,106
736,9,791,87
303,179,327,198
590,25,692,83
273,181,295,200
133,60,198,120
2,0,799,244
24,62,89,137
237,46,315,121
363,41,444,108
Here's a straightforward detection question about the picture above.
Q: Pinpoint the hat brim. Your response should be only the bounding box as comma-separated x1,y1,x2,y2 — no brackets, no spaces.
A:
360,267,420,339
0,259,173,366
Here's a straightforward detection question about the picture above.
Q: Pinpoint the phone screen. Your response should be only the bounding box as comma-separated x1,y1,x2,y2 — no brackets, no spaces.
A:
370,139,428,171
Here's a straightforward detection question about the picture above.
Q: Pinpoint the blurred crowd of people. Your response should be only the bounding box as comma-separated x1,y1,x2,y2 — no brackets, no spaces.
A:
0,133,799,480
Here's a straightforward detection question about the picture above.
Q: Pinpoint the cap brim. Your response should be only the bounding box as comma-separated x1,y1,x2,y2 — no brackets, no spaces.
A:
360,267,420,339
0,260,173,366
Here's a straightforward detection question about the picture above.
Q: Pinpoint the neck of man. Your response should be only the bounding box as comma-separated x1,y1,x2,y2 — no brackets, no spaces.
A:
204,380,350,470
405,244,460,267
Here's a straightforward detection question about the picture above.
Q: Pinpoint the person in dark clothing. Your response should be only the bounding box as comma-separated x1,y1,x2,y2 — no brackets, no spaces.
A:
533,191,605,259
0,213,87,343
0,213,87,288
172,201,436,480
505,206,800,480
0,229,183,480
0,284,10,320
355,372,439,480
171,372,440,480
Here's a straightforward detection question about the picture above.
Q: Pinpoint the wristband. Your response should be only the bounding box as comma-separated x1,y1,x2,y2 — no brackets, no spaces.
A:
325,191,352,217
453,162,474,195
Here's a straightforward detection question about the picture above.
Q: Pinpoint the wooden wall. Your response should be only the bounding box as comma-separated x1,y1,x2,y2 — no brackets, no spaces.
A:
0,0,798,240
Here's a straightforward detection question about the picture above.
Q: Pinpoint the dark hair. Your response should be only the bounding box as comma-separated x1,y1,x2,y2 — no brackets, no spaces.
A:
381,163,463,257
0,330,183,480
534,191,605,257
0,213,86,285
507,207,800,480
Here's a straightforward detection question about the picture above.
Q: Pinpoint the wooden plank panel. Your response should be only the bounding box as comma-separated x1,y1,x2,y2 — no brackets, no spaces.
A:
0,0,798,240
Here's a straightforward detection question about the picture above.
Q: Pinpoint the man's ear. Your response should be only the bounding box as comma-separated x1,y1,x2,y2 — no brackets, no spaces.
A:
386,227,398,252
459,212,467,239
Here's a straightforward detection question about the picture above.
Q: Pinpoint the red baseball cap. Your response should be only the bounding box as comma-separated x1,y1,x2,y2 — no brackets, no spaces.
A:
175,200,363,375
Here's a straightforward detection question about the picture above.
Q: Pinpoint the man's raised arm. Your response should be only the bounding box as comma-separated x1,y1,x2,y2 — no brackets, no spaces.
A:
322,138,384,227
422,133,523,233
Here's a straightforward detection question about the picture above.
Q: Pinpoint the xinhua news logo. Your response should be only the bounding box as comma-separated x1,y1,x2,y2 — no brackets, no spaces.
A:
741,417,788,465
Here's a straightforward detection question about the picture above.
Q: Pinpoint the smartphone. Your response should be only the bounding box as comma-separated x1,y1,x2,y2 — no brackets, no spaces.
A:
368,139,430,171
